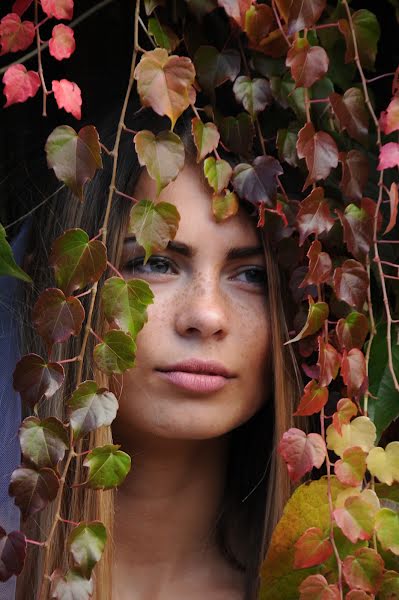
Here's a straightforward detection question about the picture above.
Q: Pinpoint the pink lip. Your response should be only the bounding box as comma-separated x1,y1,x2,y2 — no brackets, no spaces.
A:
156,360,235,393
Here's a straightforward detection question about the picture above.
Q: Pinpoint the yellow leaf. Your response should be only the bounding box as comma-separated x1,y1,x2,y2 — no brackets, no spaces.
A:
326,416,376,458
366,442,399,486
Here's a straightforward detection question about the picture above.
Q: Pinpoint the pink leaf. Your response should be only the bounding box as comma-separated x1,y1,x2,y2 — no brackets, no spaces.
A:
380,96,399,135
49,24,75,61
3,64,40,107
41,0,73,20
52,79,82,119
378,142,399,170
278,428,326,482
0,13,35,54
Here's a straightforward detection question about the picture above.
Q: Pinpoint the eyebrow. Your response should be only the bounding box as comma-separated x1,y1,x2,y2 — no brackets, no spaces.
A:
123,236,264,260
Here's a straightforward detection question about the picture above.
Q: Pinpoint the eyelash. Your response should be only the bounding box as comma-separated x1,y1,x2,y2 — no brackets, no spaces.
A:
123,256,267,286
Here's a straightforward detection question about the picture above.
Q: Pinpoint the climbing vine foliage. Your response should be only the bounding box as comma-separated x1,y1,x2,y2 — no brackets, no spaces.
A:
0,0,399,598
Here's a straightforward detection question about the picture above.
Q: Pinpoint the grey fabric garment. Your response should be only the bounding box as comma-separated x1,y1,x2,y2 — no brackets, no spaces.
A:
0,220,31,600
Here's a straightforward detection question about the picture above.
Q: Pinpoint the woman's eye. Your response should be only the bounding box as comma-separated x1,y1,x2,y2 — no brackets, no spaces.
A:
123,256,176,276
235,268,267,286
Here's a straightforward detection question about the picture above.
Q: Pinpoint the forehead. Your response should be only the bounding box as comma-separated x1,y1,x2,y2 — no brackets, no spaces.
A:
133,163,261,248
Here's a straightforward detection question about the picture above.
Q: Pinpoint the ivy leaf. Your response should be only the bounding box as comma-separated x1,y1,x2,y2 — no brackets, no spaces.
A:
336,198,375,262
13,354,64,410
45,125,102,202
286,296,329,344
0,527,26,583
293,527,333,569
300,240,332,288
144,0,165,16
342,547,384,593
93,330,136,375
336,311,369,351
232,76,272,118
278,428,326,482
333,259,368,310
212,190,239,222
128,200,180,263
19,416,69,469
52,79,82,120
318,336,341,387
68,522,107,578
384,182,398,235
380,97,399,135
194,46,240,97
49,24,75,61
339,150,369,202
219,113,254,156
134,48,195,128
49,228,107,295
9,465,60,519
274,0,327,35
50,568,93,600
378,142,399,170
244,4,274,50
332,398,358,435
286,39,329,89
67,380,119,441
2,64,40,107
277,123,300,167
191,118,220,162
366,442,399,486
32,288,85,353
296,187,335,246
231,155,283,208
0,13,34,54
217,0,252,26
133,130,185,195
204,157,232,193
335,446,367,487
41,0,73,20
297,122,339,190
294,379,329,416
329,89,369,145
326,416,376,458
379,570,399,599
299,575,340,599
0,223,32,282
345,590,373,599
333,490,380,544
83,444,131,490
338,10,380,70
341,348,368,399
375,508,399,555
101,277,154,339
148,17,179,53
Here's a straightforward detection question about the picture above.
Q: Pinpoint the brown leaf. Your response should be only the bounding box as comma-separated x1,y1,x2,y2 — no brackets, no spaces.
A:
336,198,375,262
274,0,327,34
232,155,283,208
299,239,332,287
333,259,369,310
9,465,59,519
13,354,64,410
297,122,339,189
329,88,369,145
339,150,369,202
296,187,335,246
384,182,399,235
286,39,329,88
244,4,275,50
341,348,368,398
0,528,26,583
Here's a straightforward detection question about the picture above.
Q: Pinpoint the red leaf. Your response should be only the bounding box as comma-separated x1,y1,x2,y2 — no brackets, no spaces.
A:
380,96,399,135
231,155,283,208
341,348,368,399
300,239,332,287
343,547,384,594
384,182,399,235
13,353,64,409
52,79,82,120
336,198,375,262
339,150,369,202
294,527,333,569
299,574,340,600
296,187,335,245
0,528,26,582
336,311,369,351
297,122,339,190
244,4,275,50
274,0,327,35
318,336,341,387
2,64,40,107
41,0,73,20
329,88,369,145
378,142,399,170
294,379,328,416
49,24,75,61
0,13,34,54
217,0,252,27
333,259,369,310
286,39,329,88
278,428,326,482
12,0,34,16
332,397,358,434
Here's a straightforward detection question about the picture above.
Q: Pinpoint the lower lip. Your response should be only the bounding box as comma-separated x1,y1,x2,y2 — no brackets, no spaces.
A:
156,370,230,393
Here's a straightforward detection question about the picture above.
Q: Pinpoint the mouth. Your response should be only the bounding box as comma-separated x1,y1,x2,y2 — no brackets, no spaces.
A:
156,360,235,393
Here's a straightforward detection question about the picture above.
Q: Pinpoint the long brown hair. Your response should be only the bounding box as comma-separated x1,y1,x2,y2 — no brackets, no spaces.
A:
15,108,301,600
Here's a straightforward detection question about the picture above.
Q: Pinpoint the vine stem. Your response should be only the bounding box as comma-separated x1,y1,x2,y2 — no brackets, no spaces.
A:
38,1,143,595
34,0,48,117
342,0,399,393
271,0,291,47
363,255,377,416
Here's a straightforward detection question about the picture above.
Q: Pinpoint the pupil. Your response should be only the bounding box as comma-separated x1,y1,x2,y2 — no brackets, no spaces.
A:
246,269,265,283
151,258,168,273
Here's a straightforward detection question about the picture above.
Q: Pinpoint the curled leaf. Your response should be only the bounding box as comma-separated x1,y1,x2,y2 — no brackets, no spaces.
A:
0,223,32,282
9,465,60,519
332,398,358,435
318,336,341,387
285,296,329,345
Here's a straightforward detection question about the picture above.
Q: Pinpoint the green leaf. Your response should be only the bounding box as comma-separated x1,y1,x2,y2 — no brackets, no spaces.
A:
148,17,179,52
191,118,220,162
194,45,240,97
101,277,154,339
232,76,272,119
93,330,136,375
203,157,232,193
45,125,102,202
144,0,165,16
133,130,185,195
338,10,381,71
83,444,131,490
50,567,93,600
49,228,107,296
128,200,180,263
0,224,32,283
277,124,300,167
285,296,329,344
212,190,239,222
67,380,119,440
375,508,399,555
19,416,69,469
219,113,255,157
68,522,107,578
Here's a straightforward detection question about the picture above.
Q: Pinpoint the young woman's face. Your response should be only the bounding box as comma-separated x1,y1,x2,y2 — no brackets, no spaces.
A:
112,163,271,441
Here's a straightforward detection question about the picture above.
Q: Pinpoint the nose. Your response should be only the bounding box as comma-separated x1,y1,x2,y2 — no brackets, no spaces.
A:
174,274,229,340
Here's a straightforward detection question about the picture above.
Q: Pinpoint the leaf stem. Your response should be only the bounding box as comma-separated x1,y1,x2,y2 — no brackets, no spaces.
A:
271,0,291,47
26,538,45,546
114,189,138,203
58,356,80,364
34,0,48,117
366,72,395,84
138,15,156,48
107,260,125,280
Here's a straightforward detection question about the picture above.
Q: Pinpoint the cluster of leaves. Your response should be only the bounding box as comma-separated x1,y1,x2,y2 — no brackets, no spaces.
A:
1,0,399,598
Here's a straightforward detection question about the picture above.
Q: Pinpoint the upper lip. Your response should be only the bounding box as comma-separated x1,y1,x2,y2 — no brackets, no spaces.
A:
157,360,234,378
